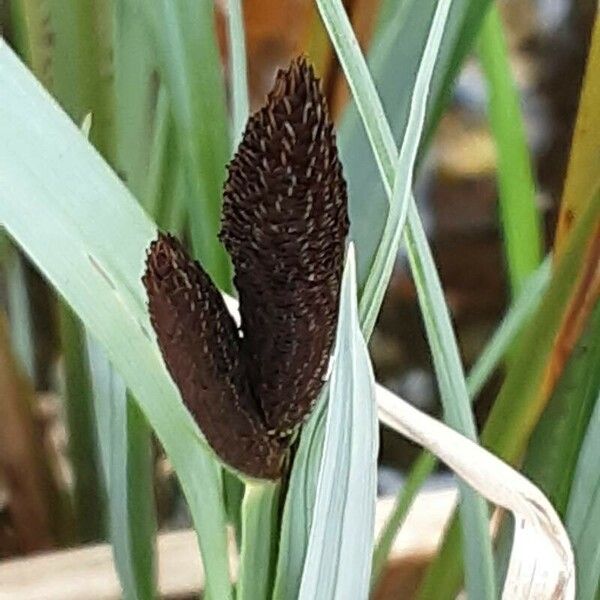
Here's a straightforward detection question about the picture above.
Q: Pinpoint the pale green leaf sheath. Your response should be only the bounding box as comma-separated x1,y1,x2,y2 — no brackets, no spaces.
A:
299,245,379,600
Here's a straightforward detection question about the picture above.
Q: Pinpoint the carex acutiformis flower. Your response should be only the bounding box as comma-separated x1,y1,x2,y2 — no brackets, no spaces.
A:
143,57,349,480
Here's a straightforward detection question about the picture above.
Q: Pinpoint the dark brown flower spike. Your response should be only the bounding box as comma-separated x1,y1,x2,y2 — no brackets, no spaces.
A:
143,233,285,479
220,56,349,437
143,57,348,479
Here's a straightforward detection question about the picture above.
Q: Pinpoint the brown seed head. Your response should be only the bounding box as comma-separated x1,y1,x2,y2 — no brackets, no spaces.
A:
220,56,349,436
143,233,285,479
143,57,349,479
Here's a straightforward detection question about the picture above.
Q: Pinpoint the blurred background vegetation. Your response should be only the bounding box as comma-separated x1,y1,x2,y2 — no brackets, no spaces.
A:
0,0,598,598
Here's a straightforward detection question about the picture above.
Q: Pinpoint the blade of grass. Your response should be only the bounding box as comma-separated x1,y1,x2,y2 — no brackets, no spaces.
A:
316,1,496,597
0,42,233,600
405,199,496,598
521,303,600,515
144,87,188,235
107,7,163,593
120,397,156,600
225,0,249,147
371,256,551,587
298,245,378,600
358,0,462,341
113,0,155,203
478,4,542,296
419,188,600,598
9,0,53,89
554,14,600,258
566,388,600,599
143,0,232,290
145,87,171,220
88,336,157,600
222,0,250,541
271,391,327,600
337,0,492,284
237,481,280,600
49,0,116,159
46,0,116,544
466,257,551,395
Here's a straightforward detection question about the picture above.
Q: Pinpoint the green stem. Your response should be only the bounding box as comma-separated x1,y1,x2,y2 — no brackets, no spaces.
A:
238,481,281,600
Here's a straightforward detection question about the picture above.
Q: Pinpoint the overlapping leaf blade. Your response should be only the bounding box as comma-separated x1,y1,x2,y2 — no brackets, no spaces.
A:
297,246,378,600
0,42,233,600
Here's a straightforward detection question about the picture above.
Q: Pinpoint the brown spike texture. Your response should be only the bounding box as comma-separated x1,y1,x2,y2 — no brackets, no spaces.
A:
219,57,349,436
142,233,285,479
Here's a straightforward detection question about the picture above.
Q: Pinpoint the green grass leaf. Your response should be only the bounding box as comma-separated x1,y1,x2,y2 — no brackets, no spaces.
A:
113,0,156,203
338,0,492,285
87,337,157,600
478,5,542,295
358,0,457,341
566,387,600,599
522,303,600,515
4,247,36,381
316,0,496,596
225,0,250,147
143,0,232,290
371,257,551,588
298,245,378,600
272,392,327,600
59,305,106,542
48,0,116,160
0,42,233,600
40,0,117,545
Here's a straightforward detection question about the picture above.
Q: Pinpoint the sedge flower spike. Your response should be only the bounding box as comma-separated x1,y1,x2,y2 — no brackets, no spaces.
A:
143,57,349,479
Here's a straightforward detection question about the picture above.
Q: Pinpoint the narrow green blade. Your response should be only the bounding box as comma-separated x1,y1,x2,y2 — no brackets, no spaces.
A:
113,0,155,204
225,0,250,147
0,42,232,600
88,336,157,600
59,304,106,542
566,388,600,599
478,5,542,296
338,0,492,284
316,0,496,596
272,392,327,600
143,0,232,290
298,245,378,600
4,247,36,381
522,304,600,515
